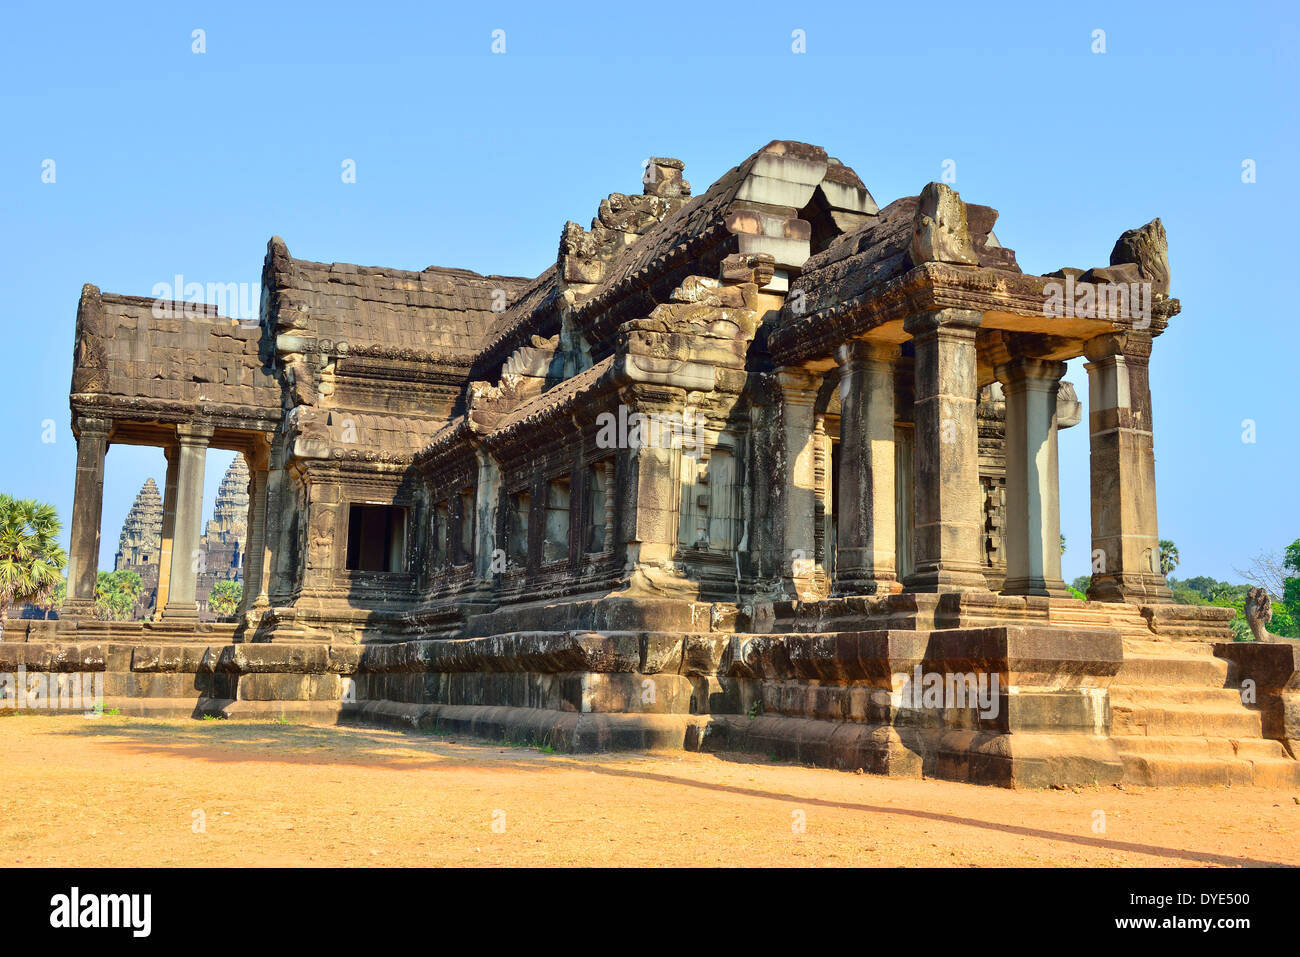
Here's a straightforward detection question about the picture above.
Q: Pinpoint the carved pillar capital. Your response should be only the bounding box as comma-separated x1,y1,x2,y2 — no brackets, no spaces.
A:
73,416,112,439
175,422,215,447
774,369,821,403
835,339,900,369
1083,330,1153,364
995,357,1068,390
903,307,982,340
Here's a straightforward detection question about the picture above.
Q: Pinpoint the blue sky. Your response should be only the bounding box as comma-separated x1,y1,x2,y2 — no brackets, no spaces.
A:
1,0,1296,582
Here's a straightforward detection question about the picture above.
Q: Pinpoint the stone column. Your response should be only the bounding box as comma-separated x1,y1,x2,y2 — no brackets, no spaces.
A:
902,308,988,592
997,357,1068,597
1083,333,1172,602
618,385,687,594
240,442,270,616
601,459,615,554
263,440,291,603
775,370,820,600
63,417,112,618
834,340,901,595
153,444,180,617
161,423,212,620
894,425,915,582
473,447,501,590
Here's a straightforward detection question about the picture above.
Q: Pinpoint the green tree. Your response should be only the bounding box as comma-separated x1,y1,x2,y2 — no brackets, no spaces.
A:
1285,540,1300,576
95,569,141,621
1159,539,1180,576
208,580,242,618
1276,542,1300,638
0,495,69,635
1235,541,1299,637
36,576,66,618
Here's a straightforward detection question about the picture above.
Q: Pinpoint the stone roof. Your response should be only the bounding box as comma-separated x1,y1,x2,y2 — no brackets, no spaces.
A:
471,266,563,381
264,237,535,365
772,191,1019,339
473,142,878,377
71,287,280,427
491,355,615,438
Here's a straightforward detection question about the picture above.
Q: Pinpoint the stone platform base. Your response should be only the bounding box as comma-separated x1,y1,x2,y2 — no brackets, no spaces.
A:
342,701,710,752
2,604,1291,789
700,717,1124,787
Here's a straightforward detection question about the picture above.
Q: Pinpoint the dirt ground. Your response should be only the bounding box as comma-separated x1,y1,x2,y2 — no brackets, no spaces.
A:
2,714,1296,867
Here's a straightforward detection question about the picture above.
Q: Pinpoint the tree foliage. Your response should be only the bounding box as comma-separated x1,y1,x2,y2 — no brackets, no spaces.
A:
208,580,242,618
1159,539,1180,575
1167,540,1299,640
95,569,142,621
0,495,69,633
1231,539,1300,639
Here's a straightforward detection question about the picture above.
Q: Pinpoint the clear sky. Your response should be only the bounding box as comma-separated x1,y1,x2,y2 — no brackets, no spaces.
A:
1,0,1296,583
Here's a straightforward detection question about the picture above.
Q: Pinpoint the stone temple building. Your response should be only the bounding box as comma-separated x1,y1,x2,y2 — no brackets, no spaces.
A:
7,140,1299,788
111,458,248,620
113,477,163,618
195,456,248,618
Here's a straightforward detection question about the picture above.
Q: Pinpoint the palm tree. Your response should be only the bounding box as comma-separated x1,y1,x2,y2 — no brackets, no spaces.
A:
95,569,141,621
0,495,69,636
208,580,242,618
1159,539,1180,576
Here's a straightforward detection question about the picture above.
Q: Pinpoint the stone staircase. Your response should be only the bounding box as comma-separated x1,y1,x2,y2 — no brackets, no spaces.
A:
1050,600,1153,641
1109,638,1300,787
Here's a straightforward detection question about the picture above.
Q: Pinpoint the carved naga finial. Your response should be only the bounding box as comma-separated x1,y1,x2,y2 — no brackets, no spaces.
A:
1244,587,1279,642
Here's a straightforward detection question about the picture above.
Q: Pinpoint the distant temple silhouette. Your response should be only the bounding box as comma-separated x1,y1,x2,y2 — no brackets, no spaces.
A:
112,457,247,620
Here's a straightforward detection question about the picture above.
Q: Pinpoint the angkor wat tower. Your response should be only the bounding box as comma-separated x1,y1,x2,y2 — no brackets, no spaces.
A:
113,477,163,618
34,141,1299,788
196,456,249,619
108,459,249,621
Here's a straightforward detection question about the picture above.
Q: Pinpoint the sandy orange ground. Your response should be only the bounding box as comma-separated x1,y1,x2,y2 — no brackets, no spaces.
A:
1,714,1296,867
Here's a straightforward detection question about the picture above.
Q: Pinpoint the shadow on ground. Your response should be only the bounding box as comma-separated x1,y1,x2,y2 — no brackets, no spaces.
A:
22,715,1292,867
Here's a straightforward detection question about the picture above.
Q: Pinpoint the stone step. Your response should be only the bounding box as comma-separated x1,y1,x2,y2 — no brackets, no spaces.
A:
1109,686,1247,708
1120,754,1300,788
1051,603,1153,640
1116,734,1300,787
1114,734,1292,761
1122,637,1221,657
1111,702,1262,738
1114,654,1232,686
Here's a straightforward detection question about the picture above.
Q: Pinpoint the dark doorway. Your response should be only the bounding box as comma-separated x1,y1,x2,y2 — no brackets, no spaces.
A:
346,504,407,572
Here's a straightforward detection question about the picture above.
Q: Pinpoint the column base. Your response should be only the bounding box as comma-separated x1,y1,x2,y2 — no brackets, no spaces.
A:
1002,577,1070,599
903,566,991,594
781,576,825,602
160,603,200,621
833,573,904,597
1087,573,1173,604
61,599,98,620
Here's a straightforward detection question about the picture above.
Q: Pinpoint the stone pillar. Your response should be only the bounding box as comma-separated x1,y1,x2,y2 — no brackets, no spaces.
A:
240,443,270,616
63,417,112,618
997,357,1068,597
601,459,615,554
834,340,901,595
1083,333,1172,602
618,385,687,594
902,308,988,592
894,425,915,582
153,444,180,617
775,370,820,599
473,447,501,590
263,440,292,603
161,423,212,620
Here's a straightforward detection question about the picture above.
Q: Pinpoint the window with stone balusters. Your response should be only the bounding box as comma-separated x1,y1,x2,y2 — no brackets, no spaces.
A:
677,446,737,552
